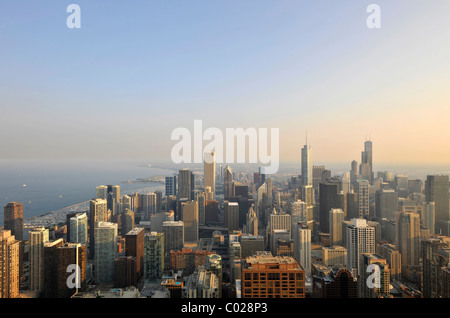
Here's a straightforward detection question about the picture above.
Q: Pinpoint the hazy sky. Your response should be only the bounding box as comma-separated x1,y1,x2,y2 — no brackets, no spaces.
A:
1,1,449,167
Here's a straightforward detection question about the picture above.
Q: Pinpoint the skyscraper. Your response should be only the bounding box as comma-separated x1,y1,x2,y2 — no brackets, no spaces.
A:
425,175,449,231
144,232,165,281
125,227,145,286
68,213,88,245
182,200,199,243
293,222,312,278
165,175,177,196
224,201,239,232
107,185,120,217
319,182,343,233
329,208,345,246
360,139,373,184
355,179,370,219
0,230,20,298
204,151,216,198
224,165,234,198
88,198,108,259
142,192,157,221
162,221,184,253
178,169,195,201
94,222,118,283
4,202,23,241
29,227,49,293
301,137,312,186
346,218,376,277
395,211,420,267
375,189,398,220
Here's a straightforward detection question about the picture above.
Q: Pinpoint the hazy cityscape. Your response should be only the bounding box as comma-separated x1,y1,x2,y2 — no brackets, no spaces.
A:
1,138,450,302
1,1,450,312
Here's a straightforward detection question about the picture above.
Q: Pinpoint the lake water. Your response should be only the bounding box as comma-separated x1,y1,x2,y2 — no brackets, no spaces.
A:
0,159,177,226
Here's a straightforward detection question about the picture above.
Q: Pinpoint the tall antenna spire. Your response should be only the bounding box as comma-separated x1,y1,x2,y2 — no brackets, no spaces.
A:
306,130,308,146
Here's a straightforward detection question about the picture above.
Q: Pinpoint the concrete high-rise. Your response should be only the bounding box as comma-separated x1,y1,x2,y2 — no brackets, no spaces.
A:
425,175,449,231
346,218,376,277
319,182,344,233
329,208,345,246
224,201,240,232
178,169,195,201
162,221,184,253
94,222,118,283
0,230,20,298
355,179,370,219
88,198,108,259
224,165,234,198
144,232,164,281
125,227,145,286
375,189,398,220
181,200,199,243
293,223,311,278
29,227,49,292
204,151,216,198
4,202,23,241
69,213,88,245
395,211,420,267
165,175,177,196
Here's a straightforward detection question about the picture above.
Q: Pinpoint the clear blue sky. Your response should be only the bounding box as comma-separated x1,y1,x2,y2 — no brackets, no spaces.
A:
1,1,449,166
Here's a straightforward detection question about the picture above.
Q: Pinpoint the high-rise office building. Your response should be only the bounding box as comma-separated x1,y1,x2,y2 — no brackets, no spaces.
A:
224,201,240,232
121,208,135,236
88,198,108,259
359,139,373,184
421,237,450,298
55,243,87,298
69,213,88,245
181,200,199,243
94,222,118,283
319,182,343,233
375,189,398,220
204,151,216,198
423,202,436,234
178,169,195,201
196,192,206,226
125,227,145,286
162,221,184,253
29,227,49,292
346,218,375,277
96,185,108,199
425,175,449,231
293,223,311,278
301,139,312,186
142,192,157,221
241,252,305,298
144,232,164,281
355,179,370,219
395,211,420,267
43,239,86,298
224,165,234,198
329,208,345,246
106,185,120,217
0,230,20,298
165,175,177,196
4,202,23,242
